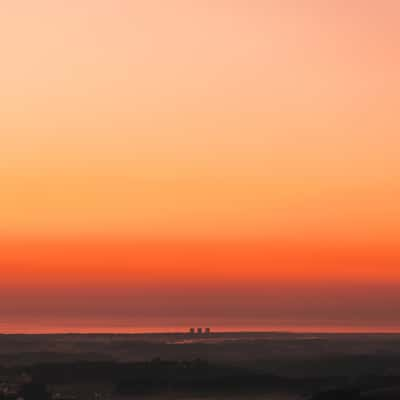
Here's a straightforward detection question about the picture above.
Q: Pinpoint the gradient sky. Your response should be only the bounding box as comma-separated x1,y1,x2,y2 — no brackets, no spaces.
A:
1,0,399,332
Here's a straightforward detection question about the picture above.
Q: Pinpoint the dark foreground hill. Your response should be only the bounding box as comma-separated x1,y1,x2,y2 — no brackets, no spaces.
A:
1,360,400,399
1,333,400,399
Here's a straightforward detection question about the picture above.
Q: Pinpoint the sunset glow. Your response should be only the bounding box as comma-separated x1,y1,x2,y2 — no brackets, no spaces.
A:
1,1,399,332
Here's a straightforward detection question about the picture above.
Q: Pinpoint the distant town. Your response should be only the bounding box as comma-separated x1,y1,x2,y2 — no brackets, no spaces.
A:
188,328,211,335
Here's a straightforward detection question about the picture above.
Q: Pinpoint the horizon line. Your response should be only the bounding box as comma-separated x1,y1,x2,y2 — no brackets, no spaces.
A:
2,328,400,335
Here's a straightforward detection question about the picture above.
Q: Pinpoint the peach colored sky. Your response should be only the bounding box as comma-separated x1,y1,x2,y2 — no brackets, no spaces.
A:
1,1,399,332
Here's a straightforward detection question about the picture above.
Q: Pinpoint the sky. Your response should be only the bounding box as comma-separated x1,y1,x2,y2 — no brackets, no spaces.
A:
0,0,399,332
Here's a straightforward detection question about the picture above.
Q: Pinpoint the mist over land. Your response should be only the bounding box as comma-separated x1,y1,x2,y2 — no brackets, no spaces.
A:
1,332,400,399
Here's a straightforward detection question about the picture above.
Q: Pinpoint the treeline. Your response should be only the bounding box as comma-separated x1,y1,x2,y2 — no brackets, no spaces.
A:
1,360,400,398
1,359,339,395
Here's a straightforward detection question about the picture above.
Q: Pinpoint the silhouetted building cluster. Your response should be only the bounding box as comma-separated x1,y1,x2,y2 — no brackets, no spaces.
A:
0,373,53,400
0,374,84,400
189,328,211,335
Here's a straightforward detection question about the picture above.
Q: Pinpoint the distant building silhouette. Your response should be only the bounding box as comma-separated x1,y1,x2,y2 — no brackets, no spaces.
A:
187,327,211,335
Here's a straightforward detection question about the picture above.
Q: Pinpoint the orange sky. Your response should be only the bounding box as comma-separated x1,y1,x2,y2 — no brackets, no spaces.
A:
1,0,399,332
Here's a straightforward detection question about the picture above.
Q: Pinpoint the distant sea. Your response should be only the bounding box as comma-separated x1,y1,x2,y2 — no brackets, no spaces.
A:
1,321,400,334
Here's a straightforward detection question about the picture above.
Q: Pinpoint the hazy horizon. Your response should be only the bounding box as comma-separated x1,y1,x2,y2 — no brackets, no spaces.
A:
3,320,400,335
